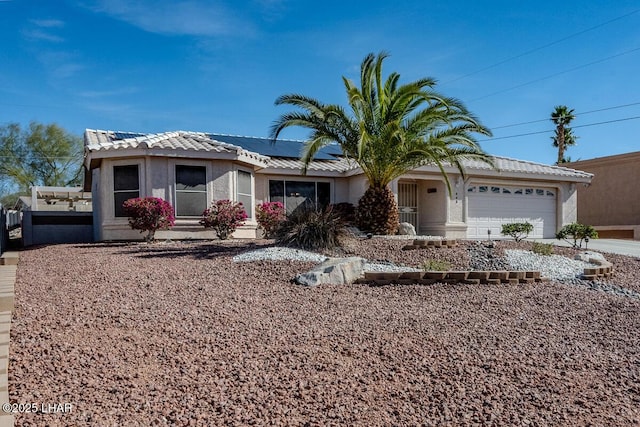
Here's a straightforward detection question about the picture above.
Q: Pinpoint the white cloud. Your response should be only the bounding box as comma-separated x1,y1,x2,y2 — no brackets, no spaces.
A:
31,19,65,28
84,0,255,37
37,51,84,80
23,29,64,43
23,19,66,43
78,87,140,98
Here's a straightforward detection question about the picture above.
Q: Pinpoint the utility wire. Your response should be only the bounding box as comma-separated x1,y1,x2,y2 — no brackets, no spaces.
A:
480,115,640,141
444,8,640,85
490,101,640,130
471,46,640,102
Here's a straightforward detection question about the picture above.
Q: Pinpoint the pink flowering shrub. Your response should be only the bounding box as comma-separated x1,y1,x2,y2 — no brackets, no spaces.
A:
256,201,286,238
123,197,175,242
200,200,247,240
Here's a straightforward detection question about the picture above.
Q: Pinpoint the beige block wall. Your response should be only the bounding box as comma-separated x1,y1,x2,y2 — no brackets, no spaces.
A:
566,153,640,235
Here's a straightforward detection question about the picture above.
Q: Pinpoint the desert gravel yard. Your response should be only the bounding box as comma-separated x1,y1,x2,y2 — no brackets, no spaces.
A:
9,239,640,426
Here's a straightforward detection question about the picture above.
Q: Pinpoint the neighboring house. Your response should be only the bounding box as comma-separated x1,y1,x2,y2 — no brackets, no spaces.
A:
565,151,640,240
84,129,593,241
19,186,94,246
16,186,92,212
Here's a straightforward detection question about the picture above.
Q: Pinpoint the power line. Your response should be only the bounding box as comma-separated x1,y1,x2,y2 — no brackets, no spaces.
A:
480,115,640,141
444,8,640,85
471,46,640,102
491,101,640,130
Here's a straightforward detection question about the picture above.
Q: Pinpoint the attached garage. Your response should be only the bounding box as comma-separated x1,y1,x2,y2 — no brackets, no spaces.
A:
466,185,557,239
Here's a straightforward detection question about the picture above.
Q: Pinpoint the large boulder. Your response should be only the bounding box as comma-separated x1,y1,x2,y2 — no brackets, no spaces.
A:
575,251,607,264
398,222,416,236
294,257,366,287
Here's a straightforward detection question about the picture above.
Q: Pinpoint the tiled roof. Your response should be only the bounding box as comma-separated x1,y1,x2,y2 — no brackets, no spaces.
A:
85,130,269,164
465,156,594,180
85,129,593,181
265,157,359,172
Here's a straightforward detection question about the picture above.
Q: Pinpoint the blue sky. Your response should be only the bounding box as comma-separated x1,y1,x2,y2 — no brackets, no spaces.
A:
1,0,639,164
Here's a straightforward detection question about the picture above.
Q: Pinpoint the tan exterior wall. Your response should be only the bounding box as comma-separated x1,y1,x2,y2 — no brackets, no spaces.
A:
566,152,640,239
95,156,258,241
91,154,586,241
416,179,447,235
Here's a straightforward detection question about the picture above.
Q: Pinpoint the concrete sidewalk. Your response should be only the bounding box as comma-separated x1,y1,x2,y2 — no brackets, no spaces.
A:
533,238,640,258
0,252,15,427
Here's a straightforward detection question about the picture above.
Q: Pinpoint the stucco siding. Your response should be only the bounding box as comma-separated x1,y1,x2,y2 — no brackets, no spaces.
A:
568,154,640,227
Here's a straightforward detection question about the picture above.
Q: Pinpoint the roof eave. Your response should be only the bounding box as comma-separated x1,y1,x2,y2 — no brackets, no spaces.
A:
258,167,347,178
84,147,268,168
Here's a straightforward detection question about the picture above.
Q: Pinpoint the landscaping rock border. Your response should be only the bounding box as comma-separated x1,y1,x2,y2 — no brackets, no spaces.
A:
402,238,459,250
576,252,614,280
356,269,545,286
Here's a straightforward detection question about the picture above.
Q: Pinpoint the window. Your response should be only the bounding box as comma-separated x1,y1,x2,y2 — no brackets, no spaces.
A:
536,189,545,196
269,180,331,214
478,186,488,193
113,165,139,217
237,170,253,219
175,165,207,216
525,188,533,195
467,186,476,193
491,186,500,193
546,190,555,197
502,188,511,194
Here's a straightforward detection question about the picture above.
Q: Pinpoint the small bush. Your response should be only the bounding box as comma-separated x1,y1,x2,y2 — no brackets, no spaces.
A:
256,201,286,238
532,241,554,256
556,222,598,249
422,259,451,271
501,222,534,242
274,205,345,250
200,200,247,240
123,197,175,242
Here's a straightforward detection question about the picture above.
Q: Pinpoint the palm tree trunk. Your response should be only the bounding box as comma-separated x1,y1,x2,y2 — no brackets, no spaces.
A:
557,125,565,164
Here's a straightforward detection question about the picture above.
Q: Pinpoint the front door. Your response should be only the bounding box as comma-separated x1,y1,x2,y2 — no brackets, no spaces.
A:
398,182,418,230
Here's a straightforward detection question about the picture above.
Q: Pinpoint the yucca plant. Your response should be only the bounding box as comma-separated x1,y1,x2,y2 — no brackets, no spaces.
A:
274,205,346,250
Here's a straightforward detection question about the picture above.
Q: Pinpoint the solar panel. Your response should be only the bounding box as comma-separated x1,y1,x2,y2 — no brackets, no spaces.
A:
113,131,146,140
207,134,343,160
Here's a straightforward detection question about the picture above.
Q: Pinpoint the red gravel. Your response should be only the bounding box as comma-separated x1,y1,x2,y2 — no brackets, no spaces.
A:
9,240,640,426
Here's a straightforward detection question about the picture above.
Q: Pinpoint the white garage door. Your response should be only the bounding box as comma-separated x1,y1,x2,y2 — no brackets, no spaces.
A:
467,185,557,239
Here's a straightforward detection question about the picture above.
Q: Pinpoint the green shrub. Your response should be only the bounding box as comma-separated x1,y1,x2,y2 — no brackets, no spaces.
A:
556,222,598,249
501,222,534,242
422,259,451,271
532,241,554,256
274,205,346,250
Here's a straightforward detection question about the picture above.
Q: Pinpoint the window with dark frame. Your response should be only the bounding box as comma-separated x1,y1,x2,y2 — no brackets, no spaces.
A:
175,165,207,217
113,165,139,217
268,180,331,214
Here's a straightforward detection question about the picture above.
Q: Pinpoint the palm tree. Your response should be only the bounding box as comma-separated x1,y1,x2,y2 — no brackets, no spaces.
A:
550,105,577,164
271,52,494,234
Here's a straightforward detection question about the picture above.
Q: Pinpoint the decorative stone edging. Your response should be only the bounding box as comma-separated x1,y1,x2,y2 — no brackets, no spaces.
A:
356,270,546,286
580,257,613,280
402,239,458,250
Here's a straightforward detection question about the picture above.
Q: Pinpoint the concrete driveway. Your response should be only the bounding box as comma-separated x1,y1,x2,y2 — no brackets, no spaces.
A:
534,238,640,257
